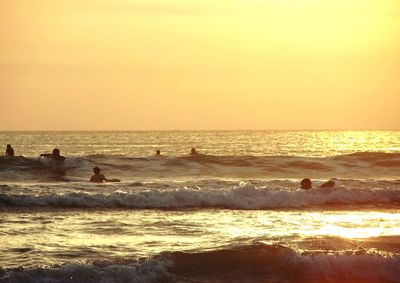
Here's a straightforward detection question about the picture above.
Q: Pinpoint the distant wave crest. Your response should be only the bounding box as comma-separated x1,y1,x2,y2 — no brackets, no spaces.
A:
1,152,400,181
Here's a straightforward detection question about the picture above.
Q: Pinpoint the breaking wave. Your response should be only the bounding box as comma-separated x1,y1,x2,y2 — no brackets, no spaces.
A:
1,244,399,283
1,183,400,209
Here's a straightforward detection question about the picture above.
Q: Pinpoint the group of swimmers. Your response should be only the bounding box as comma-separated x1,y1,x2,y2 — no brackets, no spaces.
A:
5,144,65,161
4,145,107,182
155,148,198,156
300,178,335,190
5,144,334,188
5,144,201,183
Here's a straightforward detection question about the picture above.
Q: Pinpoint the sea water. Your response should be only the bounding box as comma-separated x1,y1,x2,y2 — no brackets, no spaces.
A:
0,131,399,282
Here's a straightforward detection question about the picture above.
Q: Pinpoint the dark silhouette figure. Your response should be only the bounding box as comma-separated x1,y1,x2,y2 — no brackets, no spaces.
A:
300,178,335,190
40,148,65,161
155,150,161,156
320,180,336,189
5,144,14,157
300,178,312,190
190,148,198,155
90,167,120,183
39,148,66,178
90,167,107,183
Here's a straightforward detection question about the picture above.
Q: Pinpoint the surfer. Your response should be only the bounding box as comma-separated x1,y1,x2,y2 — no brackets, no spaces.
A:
40,148,66,178
190,148,198,155
5,144,14,157
300,178,335,190
90,167,120,183
40,148,65,161
155,149,161,156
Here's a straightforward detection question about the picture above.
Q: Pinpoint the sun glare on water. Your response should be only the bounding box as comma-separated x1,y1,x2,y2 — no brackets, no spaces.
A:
221,210,400,240
289,212,400,239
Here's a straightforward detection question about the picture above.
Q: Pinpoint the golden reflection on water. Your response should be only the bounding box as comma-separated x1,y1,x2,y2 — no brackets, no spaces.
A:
1,130,399,157
221,210,400,240
295,131,400,156
2,209,400,268
294,212,400,239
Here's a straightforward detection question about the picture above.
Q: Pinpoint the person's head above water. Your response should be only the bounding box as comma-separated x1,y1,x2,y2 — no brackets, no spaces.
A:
190,148,197,155
93,167,101,174
156,150,161,156
52,148,60,156
300,178,312,190
5,144,14,156
320,179,336,189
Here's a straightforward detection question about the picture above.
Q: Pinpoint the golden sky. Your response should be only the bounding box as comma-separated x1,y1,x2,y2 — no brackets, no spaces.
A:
1,0,399,130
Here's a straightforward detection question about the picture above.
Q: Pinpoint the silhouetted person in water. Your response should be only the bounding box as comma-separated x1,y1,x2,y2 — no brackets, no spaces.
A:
40,148,65,161
320,180,336,189
300,178,335,190
155,150,161,156
90,167,120,183
190,148,198,155
90,167,107,183
5,144,14,157
300,178,312,190
40,148,66,178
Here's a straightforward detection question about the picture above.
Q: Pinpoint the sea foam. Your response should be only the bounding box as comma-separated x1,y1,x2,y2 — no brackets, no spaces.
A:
1,183,399,209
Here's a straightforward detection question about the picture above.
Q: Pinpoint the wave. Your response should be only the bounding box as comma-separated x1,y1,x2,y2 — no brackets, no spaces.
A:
1,152,400,181
1,244,399,283
0,258,173,283
167,243,400,283
1,183,400,209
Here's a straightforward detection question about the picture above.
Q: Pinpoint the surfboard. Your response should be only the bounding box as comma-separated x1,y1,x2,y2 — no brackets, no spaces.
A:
62,176,121,183
62,176,88,182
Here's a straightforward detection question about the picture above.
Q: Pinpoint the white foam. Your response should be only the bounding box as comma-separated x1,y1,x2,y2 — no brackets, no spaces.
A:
0,259,173,283
293,253,400,282
1,183,400,209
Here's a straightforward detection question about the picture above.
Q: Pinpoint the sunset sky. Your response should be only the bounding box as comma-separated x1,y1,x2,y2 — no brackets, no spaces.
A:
1,0,399,130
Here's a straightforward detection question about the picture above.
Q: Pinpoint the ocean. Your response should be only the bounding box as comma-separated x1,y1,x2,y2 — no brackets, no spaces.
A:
0,130,399,282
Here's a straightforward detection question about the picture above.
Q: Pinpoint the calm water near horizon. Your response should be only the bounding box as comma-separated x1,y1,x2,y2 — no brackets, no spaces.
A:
1,130,400,157
1,131,399,282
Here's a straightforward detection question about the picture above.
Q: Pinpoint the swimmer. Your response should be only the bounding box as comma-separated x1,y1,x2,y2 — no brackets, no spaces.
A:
5,144,14,157
300,178,312,190
320,180,336,189
40,148,65,161
300,178,335,190
40,148,66,178
190,148,198,155
90,167,120,183
155,149,161,156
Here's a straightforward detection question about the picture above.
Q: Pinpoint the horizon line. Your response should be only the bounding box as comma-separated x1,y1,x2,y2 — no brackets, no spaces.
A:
0,129,399,132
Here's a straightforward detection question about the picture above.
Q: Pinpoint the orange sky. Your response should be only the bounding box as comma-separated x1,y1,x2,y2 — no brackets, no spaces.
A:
1,0,399,130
